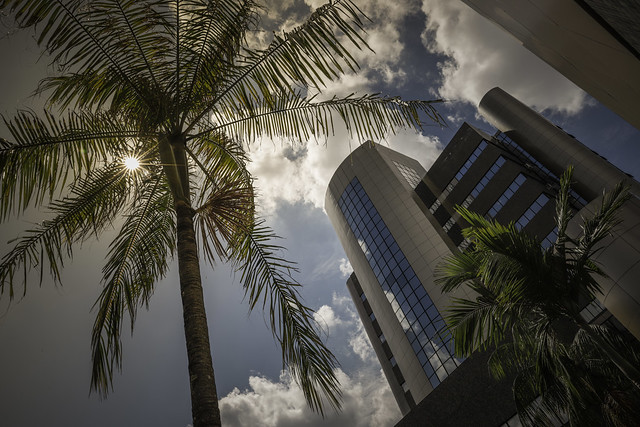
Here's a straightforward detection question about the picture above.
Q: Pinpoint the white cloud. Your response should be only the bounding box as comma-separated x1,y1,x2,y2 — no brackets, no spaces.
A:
338,258,352,277
219,369,400,427
247,129,441,214
420,0,588,115
220,292,400,426
314,304,343,331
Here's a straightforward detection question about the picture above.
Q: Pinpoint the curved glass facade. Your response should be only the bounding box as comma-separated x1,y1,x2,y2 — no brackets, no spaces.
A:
338,177,461,387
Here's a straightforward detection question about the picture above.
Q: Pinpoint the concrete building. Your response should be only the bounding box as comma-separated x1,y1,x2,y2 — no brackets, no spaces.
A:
325,87,640,425
460,0,640,130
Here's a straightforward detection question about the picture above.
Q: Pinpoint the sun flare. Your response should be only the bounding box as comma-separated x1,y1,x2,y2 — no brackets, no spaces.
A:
124,156,140,171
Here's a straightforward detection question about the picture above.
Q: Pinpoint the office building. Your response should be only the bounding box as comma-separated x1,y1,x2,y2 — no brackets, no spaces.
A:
460,0,640,130
325,87,640,424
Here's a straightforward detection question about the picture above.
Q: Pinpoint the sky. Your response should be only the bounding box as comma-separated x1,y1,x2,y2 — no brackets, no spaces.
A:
0,1,639,426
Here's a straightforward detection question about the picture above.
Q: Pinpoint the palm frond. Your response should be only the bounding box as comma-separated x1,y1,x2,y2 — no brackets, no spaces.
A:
1,0,172,110
185,0,371,132
187,132,251,206
91,174,175,395
435,250,482,293
0,109,148,218
0,163,128,299
554,166,574,249
573,181,630,267
444,295,505,356
194,178,254,263
228,220,341,415
178,0,259,119
206,92,444,145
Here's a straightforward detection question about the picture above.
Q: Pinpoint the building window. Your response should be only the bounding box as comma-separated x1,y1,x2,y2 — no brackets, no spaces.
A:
461,156,506,209
515,193,549,230
393,161,422,188
580,298,606,323
428,140,489,213
487,173,526,218
338,177,461,388
494,132,587,207
442,217,456,232
542,227,558,249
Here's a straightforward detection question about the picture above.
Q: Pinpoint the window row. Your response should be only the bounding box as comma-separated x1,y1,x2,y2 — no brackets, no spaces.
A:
494,132,588,207
393,161,422,188
461,156,506,209
487,173,526,218
428,140,488,213
515,193,549,230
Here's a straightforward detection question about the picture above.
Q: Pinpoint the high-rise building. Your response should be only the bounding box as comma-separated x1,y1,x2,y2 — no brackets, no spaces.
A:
325,87,640,425
459,0,640,130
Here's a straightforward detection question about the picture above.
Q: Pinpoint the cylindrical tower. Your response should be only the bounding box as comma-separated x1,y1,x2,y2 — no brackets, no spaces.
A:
479,87,640,200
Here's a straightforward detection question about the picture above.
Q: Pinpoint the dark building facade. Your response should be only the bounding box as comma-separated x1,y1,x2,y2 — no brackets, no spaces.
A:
325,87,640,425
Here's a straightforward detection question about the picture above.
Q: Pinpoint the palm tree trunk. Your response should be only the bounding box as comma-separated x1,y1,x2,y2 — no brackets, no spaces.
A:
176,201,221,427
160,135,221,427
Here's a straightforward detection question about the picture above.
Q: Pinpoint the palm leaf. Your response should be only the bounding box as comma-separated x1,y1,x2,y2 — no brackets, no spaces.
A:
2,0,172,110
91,174,175,395
206,91,444,145
0,163,128,298
229,220,342,414
0,109,146,218
184,0,370,133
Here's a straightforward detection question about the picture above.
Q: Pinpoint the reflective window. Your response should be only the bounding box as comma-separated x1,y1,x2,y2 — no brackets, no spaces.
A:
339,177,461,388
487,173,526,218
542,226,558,249
442,217,456,232
494,132,588,207
393,161,422,188
429,140,488,213
461,157,506,209
580,298,606,323
516,193,549,230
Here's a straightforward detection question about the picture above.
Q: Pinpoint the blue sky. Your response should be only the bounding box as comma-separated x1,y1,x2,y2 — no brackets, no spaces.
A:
0,1,638,426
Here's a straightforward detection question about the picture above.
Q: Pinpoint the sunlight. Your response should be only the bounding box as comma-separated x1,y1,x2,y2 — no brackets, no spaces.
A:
124,156,140,171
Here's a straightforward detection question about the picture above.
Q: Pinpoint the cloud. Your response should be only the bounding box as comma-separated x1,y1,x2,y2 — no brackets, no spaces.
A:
338,258,352,277
219,369,400,427
420,0,588,115
220,292,401,426
314,304,343,331
247,130,441,214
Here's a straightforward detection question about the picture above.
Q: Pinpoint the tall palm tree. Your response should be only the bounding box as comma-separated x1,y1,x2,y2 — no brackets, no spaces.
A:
436,167,640,426
0,1,444,426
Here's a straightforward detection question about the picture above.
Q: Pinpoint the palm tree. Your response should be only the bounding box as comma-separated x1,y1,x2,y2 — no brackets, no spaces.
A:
0,1,444,426
436,167,640,426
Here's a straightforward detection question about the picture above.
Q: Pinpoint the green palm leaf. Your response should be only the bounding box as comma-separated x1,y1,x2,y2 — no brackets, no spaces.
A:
92,174,175,395
0,163,128,297
229,220,342,414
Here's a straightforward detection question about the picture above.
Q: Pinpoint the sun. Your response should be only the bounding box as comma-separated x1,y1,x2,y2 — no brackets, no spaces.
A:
124,156,140,171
